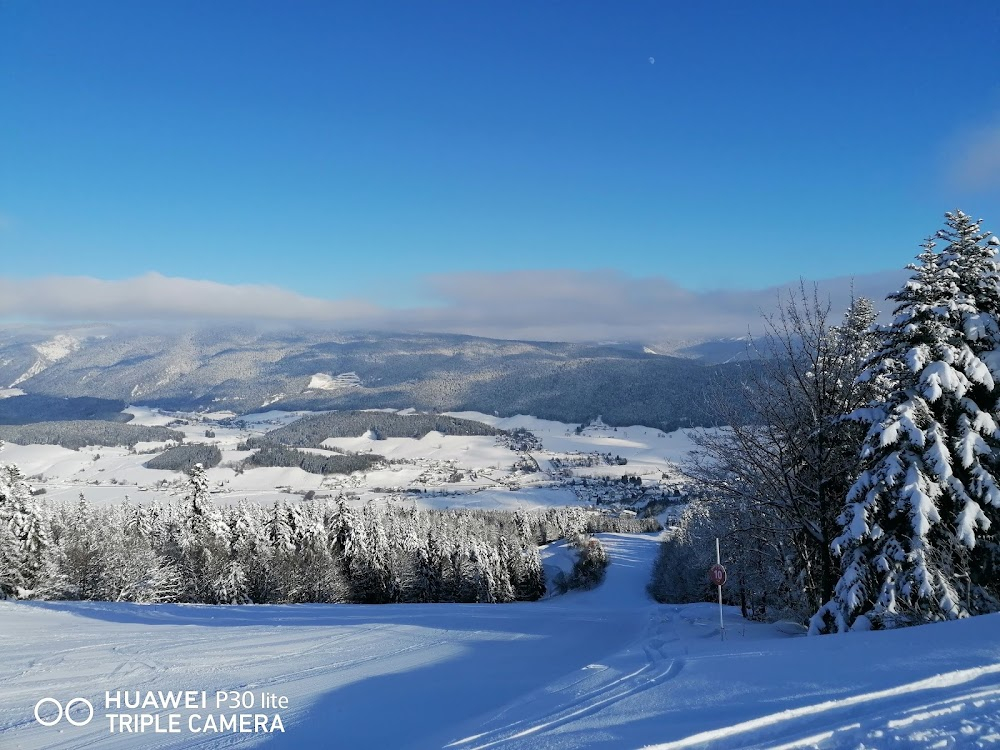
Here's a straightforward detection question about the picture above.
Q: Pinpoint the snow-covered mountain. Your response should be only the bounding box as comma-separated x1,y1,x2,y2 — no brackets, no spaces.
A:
9,333,81,386
0,325,748,430
640,336,756,364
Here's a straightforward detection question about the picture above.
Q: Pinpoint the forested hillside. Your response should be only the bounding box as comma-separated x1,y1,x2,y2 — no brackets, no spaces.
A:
242,411,501,449
0,421,183,450
0,395,129,425
0,328,739,430
144,444,222,471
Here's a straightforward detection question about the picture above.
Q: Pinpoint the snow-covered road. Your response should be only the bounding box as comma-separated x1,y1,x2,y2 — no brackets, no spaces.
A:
2,534,999,749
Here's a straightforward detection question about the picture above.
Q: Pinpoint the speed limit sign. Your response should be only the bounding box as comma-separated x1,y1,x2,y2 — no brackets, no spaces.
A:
709,563,727,587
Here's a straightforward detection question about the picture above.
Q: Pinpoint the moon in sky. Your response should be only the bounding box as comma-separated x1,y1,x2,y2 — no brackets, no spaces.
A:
649,57,655,64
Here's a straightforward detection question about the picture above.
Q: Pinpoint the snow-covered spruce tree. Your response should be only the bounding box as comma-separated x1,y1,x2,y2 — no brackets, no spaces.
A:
467,541,498,603
264,500,298,602
328,496,368,602
445,539,468,602
230,500,272,602
92,500,182,603
649,501,719,604
293,500,346,603
354,503,397,603
173,463,239,603
512,508,546,600
0,465,58,598
55,494,102,599
494,534,517,602
408,529,445,603
685,289,879,620
566,534,609,591
813,211,1000,632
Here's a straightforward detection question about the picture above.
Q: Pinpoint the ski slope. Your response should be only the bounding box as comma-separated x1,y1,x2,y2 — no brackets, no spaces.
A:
2,534,999,749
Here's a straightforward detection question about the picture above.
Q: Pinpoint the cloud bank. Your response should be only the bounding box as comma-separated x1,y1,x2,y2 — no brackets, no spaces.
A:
0,273,381,324
0,268,910,343
401,269,908,342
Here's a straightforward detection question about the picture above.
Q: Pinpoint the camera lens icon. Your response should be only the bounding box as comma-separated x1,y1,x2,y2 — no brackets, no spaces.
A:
34,697,94,727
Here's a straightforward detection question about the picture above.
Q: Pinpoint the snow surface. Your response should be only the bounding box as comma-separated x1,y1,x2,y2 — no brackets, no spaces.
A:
32,334,81,363
3,533,999,749
306,372,361,391
3,408,699,510
10,335,81,386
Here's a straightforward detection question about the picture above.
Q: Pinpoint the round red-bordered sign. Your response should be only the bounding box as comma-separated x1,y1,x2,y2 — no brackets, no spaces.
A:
709,564,727,587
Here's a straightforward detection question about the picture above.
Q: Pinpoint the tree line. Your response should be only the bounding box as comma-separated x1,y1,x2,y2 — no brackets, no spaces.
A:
241,411,502,451
0,464,633,605
0,395,129,425
243,444,385,476
0,420,183,451
144,444,223,471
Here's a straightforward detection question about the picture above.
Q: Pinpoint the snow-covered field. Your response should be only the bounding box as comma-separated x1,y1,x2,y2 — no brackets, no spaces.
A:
0,407,699,510
2,533,999,749
3,406,997,748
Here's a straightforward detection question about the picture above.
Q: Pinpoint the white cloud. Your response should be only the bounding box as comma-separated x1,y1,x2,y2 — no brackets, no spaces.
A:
0,268,909,343
389,269,908,342
0,272,380,323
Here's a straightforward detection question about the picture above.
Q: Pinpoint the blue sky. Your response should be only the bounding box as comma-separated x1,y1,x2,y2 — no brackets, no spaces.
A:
1,1,999,331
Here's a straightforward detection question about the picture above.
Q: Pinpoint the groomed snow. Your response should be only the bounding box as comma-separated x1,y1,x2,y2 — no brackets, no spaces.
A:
2,534,998,749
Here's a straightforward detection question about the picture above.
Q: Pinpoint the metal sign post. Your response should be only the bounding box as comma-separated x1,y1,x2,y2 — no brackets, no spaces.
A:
709,538,726,641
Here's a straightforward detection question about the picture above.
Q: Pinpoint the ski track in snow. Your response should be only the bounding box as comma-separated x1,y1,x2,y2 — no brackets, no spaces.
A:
644,669,1000,750
3,534,1000,749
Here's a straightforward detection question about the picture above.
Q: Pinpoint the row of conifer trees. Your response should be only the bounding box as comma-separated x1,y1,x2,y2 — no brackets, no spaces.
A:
1,463,652,604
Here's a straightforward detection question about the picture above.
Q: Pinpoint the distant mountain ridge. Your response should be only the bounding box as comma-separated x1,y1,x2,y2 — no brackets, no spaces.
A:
639,337,756,364
0,325,748,430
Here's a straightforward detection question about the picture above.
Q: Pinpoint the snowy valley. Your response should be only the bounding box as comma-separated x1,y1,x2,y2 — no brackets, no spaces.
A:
0,399,998,748
2,207,1000,750
0,406,695,514
7,2,1000,746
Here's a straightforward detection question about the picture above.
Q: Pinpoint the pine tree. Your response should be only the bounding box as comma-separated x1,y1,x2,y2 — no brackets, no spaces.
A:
409,531,444,602
100,502,182,603
468,542,497,603
445,540,467,602
516,543,546,600
0,465,55,597
687,288,880,618
294,501,345,603
176,463,232,602
57,494,101,599
494,535,516,602
265,500,297,602
511,508,546,600
814,212,1000,632
328,496,366,601
358,503,394,603
231,500,270,602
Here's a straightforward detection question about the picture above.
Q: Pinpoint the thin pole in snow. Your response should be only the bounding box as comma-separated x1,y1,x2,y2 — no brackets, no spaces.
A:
716,537,725,641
